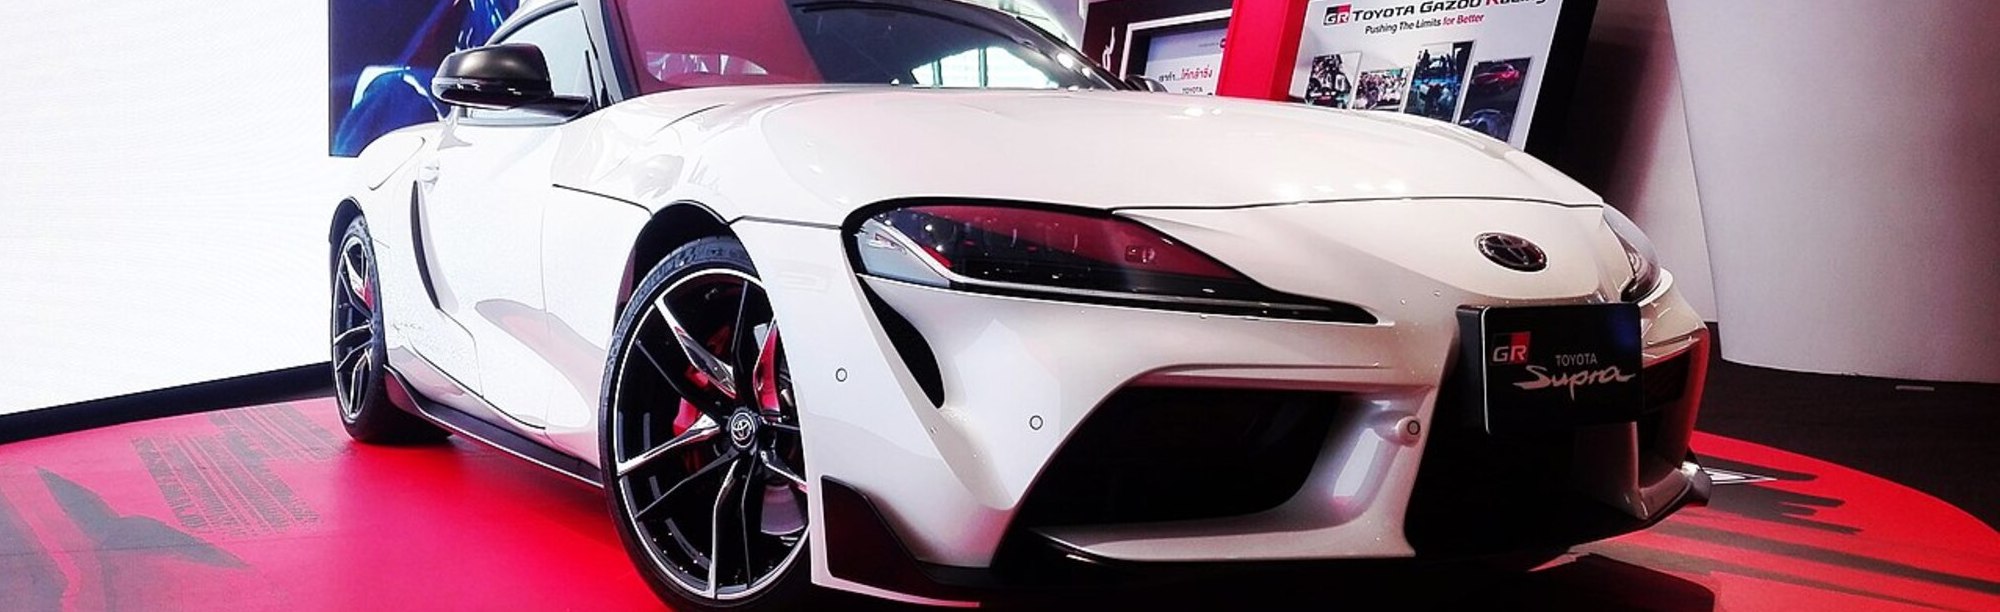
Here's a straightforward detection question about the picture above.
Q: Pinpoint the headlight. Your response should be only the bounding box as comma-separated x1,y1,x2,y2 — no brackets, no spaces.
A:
1602,206,1663,302
850,204,1374,323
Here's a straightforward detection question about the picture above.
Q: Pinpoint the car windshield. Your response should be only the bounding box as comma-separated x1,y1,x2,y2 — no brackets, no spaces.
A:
611,0,1120,94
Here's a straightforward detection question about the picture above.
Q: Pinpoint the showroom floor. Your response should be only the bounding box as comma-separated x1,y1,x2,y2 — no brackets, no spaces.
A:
1,375,1995,611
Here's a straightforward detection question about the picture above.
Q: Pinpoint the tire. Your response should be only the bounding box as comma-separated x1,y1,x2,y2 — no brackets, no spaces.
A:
331,216,448,444
601,236,815,610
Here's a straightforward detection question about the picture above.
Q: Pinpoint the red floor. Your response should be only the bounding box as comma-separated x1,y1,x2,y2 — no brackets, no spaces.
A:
0,399,1995,611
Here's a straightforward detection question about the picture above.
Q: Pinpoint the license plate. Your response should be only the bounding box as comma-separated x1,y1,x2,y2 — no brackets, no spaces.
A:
1456,304,1643,434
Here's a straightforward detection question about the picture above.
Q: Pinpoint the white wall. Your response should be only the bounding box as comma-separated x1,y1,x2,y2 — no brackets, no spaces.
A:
1557,0,1715,317
1669,0,2000,383
0,2,345,413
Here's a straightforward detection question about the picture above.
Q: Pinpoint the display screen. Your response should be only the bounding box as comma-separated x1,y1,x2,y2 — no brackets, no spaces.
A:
1141,25,1228,96
330,0,522,156
0,0,1083,417
0,2,381,415
1292,0,1566,148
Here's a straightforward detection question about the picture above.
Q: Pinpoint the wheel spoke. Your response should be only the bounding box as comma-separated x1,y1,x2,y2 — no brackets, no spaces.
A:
344,347,372,409
738,458,759,585
706,459,743,599
634,450,736,521
342,248,369,302
334,340,368,373
337,245,375,315
332,323,372,348
752,324,782,414
634,342,731,418
758,450,808,493
346,284,371,314
728,282,758,400
334,356,354,411
616,414,719,477
654,294,739,402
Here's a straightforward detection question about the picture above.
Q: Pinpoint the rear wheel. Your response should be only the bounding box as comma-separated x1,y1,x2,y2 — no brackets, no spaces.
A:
603,237,813,610
331,217,447,444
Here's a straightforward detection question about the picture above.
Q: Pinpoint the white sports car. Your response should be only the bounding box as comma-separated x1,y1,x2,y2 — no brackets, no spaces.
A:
328,0,1714,608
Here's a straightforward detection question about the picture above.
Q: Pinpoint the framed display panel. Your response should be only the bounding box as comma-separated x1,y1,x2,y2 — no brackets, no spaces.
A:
1080,0,1233,81
1289,0,1597,157
1119,9,1232,95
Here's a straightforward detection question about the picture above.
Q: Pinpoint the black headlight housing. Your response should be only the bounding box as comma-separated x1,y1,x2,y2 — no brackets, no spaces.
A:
848,202,1376,324
1603,206,1664,302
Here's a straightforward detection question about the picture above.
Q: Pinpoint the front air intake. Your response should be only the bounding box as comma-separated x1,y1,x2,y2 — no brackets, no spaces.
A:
858,284,946,408
1012,387,1339,527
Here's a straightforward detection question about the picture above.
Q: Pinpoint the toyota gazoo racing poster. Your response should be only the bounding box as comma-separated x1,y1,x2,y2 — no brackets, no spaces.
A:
1291,0,1564,148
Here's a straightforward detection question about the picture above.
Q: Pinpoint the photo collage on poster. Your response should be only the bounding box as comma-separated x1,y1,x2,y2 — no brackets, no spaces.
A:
1303,42,1533,142
1304,52,1361,108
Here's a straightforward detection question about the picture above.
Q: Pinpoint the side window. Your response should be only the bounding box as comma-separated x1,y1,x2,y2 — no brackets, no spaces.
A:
464,7,592,122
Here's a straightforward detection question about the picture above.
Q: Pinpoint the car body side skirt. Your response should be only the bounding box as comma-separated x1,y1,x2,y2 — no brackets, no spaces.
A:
382,359,603,487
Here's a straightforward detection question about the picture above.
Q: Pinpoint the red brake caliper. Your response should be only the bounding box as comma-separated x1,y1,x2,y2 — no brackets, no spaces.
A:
673,325,737,471
672,398,703,472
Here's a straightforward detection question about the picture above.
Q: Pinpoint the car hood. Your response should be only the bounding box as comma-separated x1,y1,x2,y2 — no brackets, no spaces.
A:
573,86,1602,225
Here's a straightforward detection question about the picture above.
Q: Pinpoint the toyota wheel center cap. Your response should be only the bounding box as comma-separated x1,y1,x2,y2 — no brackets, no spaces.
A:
728,411,758,448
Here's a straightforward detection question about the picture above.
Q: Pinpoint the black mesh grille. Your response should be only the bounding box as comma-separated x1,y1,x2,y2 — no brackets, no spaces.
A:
1407,350,1703,556
1642,352,1692,412
1638,350,1700,482
1012,387,1340,527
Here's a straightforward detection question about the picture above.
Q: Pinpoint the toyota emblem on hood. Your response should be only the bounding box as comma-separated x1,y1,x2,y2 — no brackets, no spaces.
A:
1477,233,1547,272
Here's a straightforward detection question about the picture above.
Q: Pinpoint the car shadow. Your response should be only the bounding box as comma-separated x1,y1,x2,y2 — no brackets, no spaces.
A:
828,553,1716,611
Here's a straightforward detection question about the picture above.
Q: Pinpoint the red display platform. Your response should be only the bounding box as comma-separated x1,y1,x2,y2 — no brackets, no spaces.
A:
1,398,1996,611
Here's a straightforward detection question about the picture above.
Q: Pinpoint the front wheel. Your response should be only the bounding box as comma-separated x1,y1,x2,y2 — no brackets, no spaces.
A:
602,237,813,610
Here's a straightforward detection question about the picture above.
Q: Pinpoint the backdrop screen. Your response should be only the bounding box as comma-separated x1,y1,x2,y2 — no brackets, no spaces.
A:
0,1,513,415
330,0,520,156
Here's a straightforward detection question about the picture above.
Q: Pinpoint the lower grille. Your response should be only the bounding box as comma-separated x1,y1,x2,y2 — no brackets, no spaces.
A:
1639,349,1701,482
1406,349,1702,556
1642,351,1692,412
1012,387,1340,527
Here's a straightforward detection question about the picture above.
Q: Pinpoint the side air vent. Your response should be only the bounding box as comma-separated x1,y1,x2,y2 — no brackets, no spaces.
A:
859,284,946,407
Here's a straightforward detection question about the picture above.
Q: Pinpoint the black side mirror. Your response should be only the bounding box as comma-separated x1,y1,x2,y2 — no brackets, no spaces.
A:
1126,75,1169,93
434,44,586,116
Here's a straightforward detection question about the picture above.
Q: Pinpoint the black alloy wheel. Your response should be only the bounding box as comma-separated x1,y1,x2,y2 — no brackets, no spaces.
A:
604,237,812,609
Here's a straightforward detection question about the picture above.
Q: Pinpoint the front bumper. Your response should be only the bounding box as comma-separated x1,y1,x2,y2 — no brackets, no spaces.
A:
729,201,1709,601
861,276,1709,564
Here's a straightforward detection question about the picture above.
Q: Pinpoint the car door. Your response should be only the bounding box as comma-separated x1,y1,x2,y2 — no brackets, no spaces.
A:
418,4,596,431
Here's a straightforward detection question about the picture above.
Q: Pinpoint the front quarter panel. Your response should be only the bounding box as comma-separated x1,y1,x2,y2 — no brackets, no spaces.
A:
537,186,654,460
727,220,1011,580
340,124,449,363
